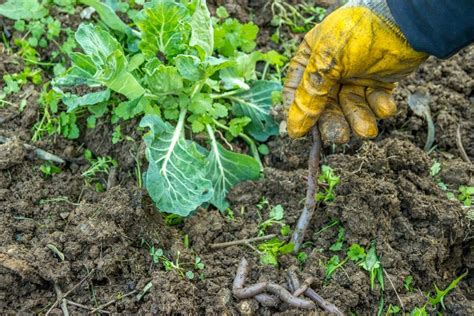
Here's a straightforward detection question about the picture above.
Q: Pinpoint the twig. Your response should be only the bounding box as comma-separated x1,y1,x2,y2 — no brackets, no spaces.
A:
383,269,404,310
210,234,277,249
66,300,110,314
53,283,69,316
456,124,471,163
88,289,137,314
291,126,322,252
232,258,315,309
45,269,95,315
287,270,344,315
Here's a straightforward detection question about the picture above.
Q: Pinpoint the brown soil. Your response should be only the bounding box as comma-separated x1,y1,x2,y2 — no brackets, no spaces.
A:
1,1,473,315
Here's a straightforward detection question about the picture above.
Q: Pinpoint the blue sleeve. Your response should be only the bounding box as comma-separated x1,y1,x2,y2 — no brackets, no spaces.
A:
386,0,474,58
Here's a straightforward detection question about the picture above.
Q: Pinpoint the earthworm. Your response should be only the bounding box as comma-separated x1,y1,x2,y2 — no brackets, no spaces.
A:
287,270,344,315
232,258,314,309
293,277,315,297
232,258,280,306
291,126,322,252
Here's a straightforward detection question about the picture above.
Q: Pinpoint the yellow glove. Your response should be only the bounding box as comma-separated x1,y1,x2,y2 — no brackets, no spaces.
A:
283,1,428,143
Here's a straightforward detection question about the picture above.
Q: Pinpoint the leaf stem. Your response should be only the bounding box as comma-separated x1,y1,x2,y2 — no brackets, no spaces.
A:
210,90,240,99
212,119,263,173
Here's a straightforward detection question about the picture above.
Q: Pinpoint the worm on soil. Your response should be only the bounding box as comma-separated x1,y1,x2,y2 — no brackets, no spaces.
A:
233,258,314,309
287,270,344,315
292,277,315,297
266,282,315,309
291,126,322,252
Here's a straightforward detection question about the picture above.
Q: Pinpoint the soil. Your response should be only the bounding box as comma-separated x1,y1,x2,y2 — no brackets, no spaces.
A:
1,1,473,315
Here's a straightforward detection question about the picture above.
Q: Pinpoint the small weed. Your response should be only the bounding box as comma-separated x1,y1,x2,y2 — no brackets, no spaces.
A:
430,161,441,177
404,275,414,292
316,165,340,202
82,150,117,179
297,251,308,265
427,271,467,309
257,204,286,236
164,213,184,226
457,185,474,206
385,304,400,315
329,226,345,251
325,255,346,280
40,163,61,177
257,238,294,266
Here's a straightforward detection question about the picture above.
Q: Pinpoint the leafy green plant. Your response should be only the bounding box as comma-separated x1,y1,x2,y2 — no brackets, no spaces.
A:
148,245,203,280
347,243,384,291
82,150,117,191
457,186,474,206
427,271,467,309
316,165,340,202
430,161,441,177
385,304,400,315
47,0,283,217
257,238,294,266
257,204,286,236
325,255,346,280
40,163,62,177
329,226,345,251
404,275,414,292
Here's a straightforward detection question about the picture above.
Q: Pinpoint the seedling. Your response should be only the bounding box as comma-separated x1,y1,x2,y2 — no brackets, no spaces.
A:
329,226,345,251
429,161,441,177
427,271,467,309
40,163,62,177
257,238,294,266
257,204,286,236
325,255,346,280
457,185,474,206
403,275,414,292
316,165,340,202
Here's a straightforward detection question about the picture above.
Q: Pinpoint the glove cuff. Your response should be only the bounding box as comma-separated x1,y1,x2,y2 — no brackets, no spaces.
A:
344,0,405,40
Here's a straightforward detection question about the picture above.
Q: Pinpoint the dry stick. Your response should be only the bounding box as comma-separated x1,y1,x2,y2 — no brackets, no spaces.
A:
53,283,69,316
291,126,322,252
210,234,277,249
45,269,96,316
88,289,137,314
232,258,315,309
66,300,110,314
383,269,404,310
287,270,344,315
456,124,471,163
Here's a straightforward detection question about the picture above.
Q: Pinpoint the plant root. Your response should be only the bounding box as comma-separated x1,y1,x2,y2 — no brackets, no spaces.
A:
287,269,344,315
232,258,315,310
210,234,277,249
45,269,96,315
88,289,137,314
291,126,322,252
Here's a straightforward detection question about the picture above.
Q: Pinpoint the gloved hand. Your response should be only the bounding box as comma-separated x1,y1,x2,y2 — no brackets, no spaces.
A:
284,0,428,144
